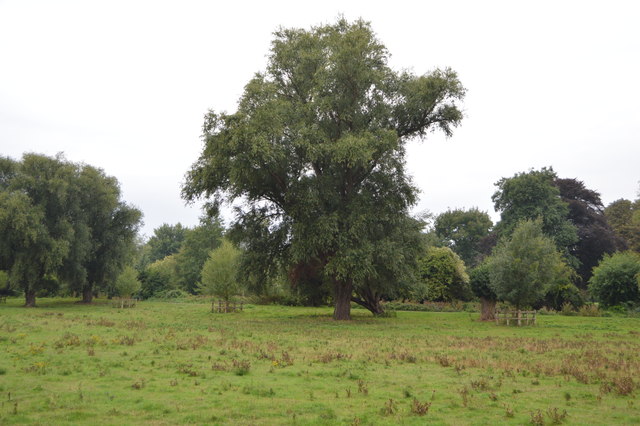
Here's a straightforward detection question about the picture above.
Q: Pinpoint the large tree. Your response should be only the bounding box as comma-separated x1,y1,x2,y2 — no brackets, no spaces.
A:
0,154,75,306
492,168,578,267
434,208,493,267
62,165,142,303
0,154,142,305
183,19,465,319
554,177,620,286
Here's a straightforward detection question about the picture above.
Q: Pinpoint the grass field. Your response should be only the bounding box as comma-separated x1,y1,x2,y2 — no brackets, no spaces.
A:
1,298,639,425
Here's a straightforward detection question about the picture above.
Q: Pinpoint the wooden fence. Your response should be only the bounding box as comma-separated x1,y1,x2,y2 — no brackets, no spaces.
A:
494,310,537,326
211,300,243,313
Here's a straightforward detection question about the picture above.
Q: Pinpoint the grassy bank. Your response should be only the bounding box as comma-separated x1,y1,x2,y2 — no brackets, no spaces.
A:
1,298,639,424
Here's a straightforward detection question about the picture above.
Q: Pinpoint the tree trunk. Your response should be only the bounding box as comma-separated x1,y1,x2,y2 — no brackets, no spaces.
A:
81,285,93,304
25,289,36,307
480,297,496,321
352,286,385,316
333,280,353,320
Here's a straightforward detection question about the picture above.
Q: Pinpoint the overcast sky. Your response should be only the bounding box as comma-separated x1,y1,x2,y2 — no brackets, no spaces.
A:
1,0,638,237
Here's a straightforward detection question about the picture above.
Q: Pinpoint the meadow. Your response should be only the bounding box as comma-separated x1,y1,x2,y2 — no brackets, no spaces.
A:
1,298,639,425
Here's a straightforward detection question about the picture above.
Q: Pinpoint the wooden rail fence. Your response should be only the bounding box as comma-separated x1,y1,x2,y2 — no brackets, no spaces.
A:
494,310,537,326
211,300,243,313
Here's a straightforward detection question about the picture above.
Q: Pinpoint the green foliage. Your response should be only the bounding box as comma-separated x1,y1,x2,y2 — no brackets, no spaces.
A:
469,261,495,301
492,168,578,266
0,154,141,305
542,282,584,311
0,154,74,305
139,255,179,299
434,208,493,267
605,198,640,253
588,252,640,307
114,266,141,298
417,246,471,302
198,240,242,302
555,177,620,287
62,164,142,302
174,216,224,293
183,19,465,319
489,219,573,309
146,223,187,264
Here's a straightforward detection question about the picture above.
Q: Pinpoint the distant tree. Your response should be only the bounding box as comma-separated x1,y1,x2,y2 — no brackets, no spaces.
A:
146,223,187,264
175,216,224,293
417,246,471,302
114,266,141,298
434,208,493,267
139,255,179,299
0,154,141,305
492,168,578,267
183,19,465,320
588,252,640,307
0,154,75,306
198,240,242,307
61,165,142,303
489,219,573,309
605,198,640,253
469,262,496,320
554,178,621,286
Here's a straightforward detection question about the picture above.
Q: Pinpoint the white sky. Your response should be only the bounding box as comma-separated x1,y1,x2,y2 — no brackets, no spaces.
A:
1,0,638,237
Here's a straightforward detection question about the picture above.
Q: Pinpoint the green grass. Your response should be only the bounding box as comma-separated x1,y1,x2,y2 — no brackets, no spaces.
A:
1,298,639,424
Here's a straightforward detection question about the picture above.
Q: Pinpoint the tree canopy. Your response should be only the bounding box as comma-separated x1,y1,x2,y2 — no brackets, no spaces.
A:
492,167,578,267
417,246,471,302
434,208,493,267
589,251,640,307
554,177,620,286
198,239,242,303
146,223,188,265
0,153,142,306
605,198,640,253
183,19,465,319
488,219,572,309
174,216,224,293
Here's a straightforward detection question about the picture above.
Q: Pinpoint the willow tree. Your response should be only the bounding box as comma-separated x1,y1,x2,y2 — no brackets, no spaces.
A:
183,19,465,320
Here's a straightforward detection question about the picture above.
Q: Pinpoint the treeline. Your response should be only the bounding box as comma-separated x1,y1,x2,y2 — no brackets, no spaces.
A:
0,153,142,306
424,168,640,316
136,166,640,316
1,155,638,314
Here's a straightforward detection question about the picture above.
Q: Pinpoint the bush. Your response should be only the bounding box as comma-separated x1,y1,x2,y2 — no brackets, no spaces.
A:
380,301,476,313
542,282,584,311
138,255,179,299
577,303,602,317
417,247,471,302
114,266,141,298
589,252,640,307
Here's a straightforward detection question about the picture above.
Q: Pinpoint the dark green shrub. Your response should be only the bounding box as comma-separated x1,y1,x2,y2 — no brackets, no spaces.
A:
589,252,640,307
